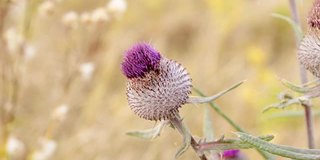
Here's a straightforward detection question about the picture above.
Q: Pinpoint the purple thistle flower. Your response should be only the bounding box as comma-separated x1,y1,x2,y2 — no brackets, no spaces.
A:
122,43,192,121
121,43,161,79
222,150,247,160
223,150,240,158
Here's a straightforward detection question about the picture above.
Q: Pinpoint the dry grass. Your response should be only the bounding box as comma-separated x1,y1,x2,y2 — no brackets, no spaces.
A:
0,0,319,159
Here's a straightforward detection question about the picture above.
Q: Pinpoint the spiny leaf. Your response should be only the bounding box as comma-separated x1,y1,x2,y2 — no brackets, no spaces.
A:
263,98,301,112
235,132,320,160
187,80,245,104
170,117,192,159
126,121,168,140
198,135,274,151
279,78,310,93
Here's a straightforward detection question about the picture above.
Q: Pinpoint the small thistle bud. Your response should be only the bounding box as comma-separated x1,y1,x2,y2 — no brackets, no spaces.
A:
308,0,320,30
222,150,247,160
121,43,192,121
298,34,320,77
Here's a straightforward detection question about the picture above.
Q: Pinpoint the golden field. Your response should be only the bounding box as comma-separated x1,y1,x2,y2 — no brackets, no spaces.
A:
0,0,319,159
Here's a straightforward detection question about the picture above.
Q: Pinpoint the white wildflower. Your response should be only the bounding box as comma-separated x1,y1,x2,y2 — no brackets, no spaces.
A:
6,136,25,158
91,8,109,24
106,0,127,16
62,11,79,28
32,138,57,160
4,28,24,54
51,104,69,121
24,43,36,61
79,62,95,80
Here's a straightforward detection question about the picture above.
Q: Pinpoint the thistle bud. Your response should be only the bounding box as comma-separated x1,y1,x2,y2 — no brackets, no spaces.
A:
222,150,247,160
308,0,320,30
121,43,192,121
298,34,320,78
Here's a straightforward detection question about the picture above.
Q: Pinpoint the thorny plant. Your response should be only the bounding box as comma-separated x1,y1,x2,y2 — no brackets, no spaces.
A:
122,1,320,160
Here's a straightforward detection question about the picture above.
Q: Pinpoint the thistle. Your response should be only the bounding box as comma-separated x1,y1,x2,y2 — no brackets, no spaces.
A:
121,42,192,121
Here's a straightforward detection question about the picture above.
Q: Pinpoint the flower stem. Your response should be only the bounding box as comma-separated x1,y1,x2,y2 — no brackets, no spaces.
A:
288,0,316,149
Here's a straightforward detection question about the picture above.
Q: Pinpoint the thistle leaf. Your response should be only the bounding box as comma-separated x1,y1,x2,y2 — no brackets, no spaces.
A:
174,131,191,159
235,132,320,160
170,117,192,159
187,80,245,104
263,98,301,112
197,135,274,151
279,78,310,93
126,120,169,140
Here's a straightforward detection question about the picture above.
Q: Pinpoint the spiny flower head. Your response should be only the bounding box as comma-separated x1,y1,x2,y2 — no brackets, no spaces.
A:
308,0,320,30
121,43,192,121
298,34,320,78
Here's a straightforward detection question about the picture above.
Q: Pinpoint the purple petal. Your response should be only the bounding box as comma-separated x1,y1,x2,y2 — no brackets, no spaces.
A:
121,43,162,79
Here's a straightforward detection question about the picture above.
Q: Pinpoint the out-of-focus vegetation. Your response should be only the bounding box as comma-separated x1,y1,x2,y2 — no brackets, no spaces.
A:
0,0,319,159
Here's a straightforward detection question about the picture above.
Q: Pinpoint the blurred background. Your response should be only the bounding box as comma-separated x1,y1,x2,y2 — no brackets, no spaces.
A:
0,0,319,159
